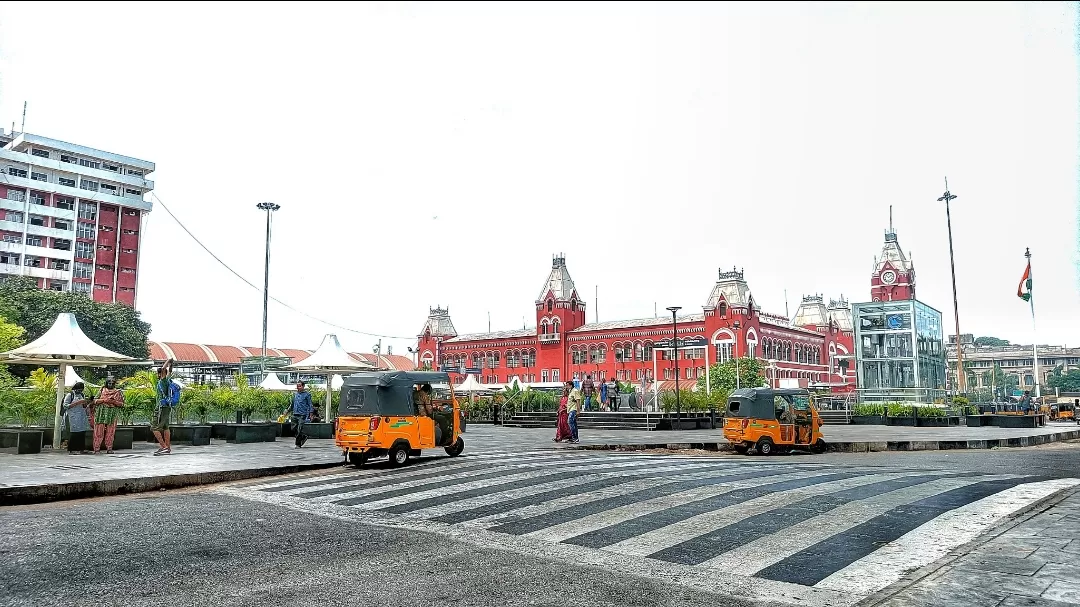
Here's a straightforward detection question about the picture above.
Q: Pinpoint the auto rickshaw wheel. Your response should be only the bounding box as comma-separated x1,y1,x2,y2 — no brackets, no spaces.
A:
444,437,465,457
756,438,774,456
348,452,367,466
388,444,410,467
811,439,826,454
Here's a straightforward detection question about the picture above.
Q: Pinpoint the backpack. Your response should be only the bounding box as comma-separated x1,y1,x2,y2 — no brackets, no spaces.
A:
166,380,182,405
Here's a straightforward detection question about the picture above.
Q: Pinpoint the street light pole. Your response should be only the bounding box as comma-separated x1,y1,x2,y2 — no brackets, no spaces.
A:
733,320,742,389
937,179,965,394
256,202,281,376
667,306,682,429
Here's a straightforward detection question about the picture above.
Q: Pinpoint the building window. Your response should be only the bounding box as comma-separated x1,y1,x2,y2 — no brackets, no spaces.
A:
572,347,586,365
715,342,733,363
552,369,560,383
0,252,19,265
50,259,70,271
74,261,93,279
60,154,79,165
56,196,75,211
6,190,24,203
80,179,98,192
125,189,141,196
524,349,536,368
2,233,21,244
54,219,72,231
29,193,46,206
78,203,98,220
542,370,549,383
4,211,23,223
100,225,114,232
58,177,77,187
122,248,136,254
78,158,101,170
31,149,50,159
100,183,118,195
31,172,48,182
103,163,120,172
26,235,43,247
24,255,40,268
94,284,109,291
121,229,137,235
72,281,90,295
128,170,143,177
7,167,27,178
76,223,95,239
75,241,94,259
96,264,114,271
49,280,66,292
590,345,607,364
53,239,71,251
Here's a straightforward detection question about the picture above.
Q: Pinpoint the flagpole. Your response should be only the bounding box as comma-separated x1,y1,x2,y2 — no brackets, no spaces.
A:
1027,248,1041,399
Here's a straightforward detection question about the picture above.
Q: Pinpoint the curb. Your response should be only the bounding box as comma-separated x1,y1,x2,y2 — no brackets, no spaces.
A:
0,461,343,507
571,429,1080,454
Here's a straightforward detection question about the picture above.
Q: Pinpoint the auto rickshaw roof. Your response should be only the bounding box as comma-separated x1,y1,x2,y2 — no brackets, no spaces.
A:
726,387,810,419
341,370,451,388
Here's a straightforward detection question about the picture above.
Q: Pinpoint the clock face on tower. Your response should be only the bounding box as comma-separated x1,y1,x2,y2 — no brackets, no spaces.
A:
881,270,897,285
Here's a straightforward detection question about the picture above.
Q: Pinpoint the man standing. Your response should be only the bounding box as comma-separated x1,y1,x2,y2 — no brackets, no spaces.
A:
290,381,314,448
582,374,595,412
607,378,620,411
152,359,176,456
565,380,582,444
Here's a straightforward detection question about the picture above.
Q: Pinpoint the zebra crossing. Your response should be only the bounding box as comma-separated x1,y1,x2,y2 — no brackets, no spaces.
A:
219,450,1080,606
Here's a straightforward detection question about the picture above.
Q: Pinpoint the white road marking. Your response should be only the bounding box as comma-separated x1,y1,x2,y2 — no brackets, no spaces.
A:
813,478,1080,596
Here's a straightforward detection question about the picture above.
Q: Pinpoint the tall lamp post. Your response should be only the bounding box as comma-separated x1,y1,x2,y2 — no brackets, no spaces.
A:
667,306,682,429
732,320,742,389
937,179,965,394
256,202,281,376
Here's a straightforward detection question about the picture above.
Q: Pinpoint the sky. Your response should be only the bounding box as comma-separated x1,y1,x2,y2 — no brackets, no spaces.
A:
0,1,1077,357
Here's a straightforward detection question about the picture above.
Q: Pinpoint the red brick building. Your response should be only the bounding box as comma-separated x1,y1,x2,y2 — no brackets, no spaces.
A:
417,255,856,392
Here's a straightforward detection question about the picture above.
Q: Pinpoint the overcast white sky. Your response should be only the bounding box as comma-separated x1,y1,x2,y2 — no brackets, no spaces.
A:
0,2,1076,355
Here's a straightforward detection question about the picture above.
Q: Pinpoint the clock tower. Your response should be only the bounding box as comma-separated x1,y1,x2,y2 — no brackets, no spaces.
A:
870,206,915,301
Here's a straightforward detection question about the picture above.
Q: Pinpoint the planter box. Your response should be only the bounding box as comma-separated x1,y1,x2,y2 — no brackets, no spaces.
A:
851,415,886,425
170,425,211,446
0,429,43,454
966,415,991,427
111,427,134,450
226,424,277,444
119,425,154,443
210,424,234,441
886,417,916,426
913,417,952,427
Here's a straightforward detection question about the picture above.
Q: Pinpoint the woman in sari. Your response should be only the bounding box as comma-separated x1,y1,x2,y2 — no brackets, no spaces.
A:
554,386,572,442
93,377,125,454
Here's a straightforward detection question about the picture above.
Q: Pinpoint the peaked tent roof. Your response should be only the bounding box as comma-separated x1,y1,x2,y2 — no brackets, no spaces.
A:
64,365,95,388
0,313,142,366
283,334,375,374
455,374,485,392
259,372,293,391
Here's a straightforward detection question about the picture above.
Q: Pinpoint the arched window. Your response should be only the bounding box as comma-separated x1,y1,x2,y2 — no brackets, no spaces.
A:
472,352,482,368
540,319,550,335
643,341,654,362
525,349,536,368
597,344,607,363
506,350,519,368
547,299,553,312
572,347,586,365
552,319,561,335
588,346,598,364
719,303,727,317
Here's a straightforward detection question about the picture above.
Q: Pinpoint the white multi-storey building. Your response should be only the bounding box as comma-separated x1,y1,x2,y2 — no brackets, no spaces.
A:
0,129,155,306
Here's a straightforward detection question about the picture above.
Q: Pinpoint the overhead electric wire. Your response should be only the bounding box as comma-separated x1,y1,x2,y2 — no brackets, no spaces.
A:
150,192,414,341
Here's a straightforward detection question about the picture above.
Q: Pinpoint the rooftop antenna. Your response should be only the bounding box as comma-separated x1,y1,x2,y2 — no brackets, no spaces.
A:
20,101,26,133
889,204,893,232
488,311,491,333
784,290,790,318
595,285,598,323
654,302,657,318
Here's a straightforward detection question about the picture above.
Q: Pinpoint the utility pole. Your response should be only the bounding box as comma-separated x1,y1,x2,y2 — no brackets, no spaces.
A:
256,202,281,375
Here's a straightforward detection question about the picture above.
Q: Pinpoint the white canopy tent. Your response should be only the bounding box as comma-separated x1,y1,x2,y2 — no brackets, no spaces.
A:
454,374,485,393
259,372,293,392
63,365,94,389
283,334,374,420
0,313,148,448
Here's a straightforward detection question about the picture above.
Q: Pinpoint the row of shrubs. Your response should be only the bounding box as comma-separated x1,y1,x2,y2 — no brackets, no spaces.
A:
0,370,337,428
852,402,977,417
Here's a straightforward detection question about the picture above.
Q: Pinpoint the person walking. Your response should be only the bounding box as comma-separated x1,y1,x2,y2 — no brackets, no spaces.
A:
92,377,125,454
62,382,92,455
153,359,177,456
566,380,582,444
599,379,609,412
289,381,314,448
554,385,572,442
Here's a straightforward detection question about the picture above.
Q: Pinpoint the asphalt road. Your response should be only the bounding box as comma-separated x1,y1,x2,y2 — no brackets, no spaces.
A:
3,446,1079,607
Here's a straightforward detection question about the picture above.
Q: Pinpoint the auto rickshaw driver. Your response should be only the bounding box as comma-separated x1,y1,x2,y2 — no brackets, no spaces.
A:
414,383,434,417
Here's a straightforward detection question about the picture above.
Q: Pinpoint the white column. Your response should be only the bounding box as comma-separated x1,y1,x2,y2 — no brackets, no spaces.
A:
53,362,67,449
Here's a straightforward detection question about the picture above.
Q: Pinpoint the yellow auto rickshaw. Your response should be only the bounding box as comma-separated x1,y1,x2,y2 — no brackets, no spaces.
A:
723,387,825,455
1052,400,1076,422
335,371,464,466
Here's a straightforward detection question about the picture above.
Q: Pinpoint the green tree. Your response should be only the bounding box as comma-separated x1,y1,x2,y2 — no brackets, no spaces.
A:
0,276,151,379
1047,368,1080,393
696,357,766,394
974,336,1010,347
0,315,26,387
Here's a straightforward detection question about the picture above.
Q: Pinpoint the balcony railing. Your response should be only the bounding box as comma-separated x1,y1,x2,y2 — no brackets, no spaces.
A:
538,333,561,344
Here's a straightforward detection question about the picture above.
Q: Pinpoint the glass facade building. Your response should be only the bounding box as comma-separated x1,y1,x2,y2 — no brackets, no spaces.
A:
853,299,946,403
